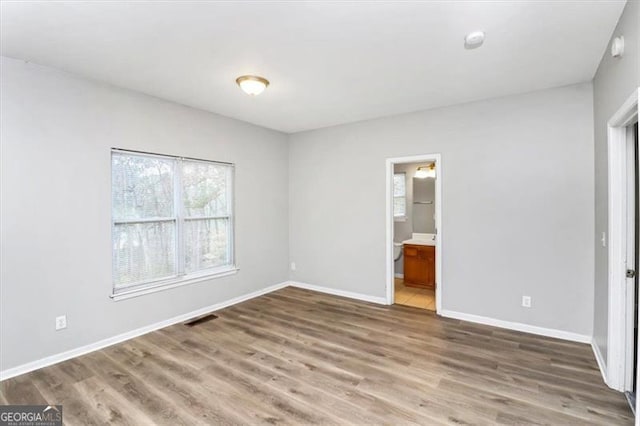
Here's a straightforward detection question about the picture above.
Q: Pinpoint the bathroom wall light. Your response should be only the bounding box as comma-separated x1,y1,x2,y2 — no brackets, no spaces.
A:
236,75,269,96
415,168,429,179
415,164,436,179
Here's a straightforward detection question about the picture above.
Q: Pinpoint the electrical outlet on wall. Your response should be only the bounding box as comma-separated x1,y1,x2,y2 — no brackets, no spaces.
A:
290,262,296,271
55,315,67,330
522,296,532,308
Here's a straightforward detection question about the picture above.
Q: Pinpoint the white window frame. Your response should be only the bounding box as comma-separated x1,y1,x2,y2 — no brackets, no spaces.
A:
111,148,237,301
393,172,407,222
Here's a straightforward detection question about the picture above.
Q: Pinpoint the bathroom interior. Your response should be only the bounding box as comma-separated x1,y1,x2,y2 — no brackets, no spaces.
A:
393,162,437,311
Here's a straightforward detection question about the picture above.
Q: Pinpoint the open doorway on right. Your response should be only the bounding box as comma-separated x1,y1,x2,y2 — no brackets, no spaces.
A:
627,121,639,414
393,161,437,311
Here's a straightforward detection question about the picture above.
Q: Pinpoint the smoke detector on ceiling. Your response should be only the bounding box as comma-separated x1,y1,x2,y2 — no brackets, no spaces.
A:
464,31,485,49
611,36,624,58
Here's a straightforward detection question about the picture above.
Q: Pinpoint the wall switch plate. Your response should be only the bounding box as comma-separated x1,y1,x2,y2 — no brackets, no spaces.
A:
55,315,67,330
522,296,532,308
290,262,296,271
601,232,607,248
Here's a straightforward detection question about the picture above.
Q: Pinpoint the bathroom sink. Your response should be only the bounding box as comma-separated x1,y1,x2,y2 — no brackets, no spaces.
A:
402,233,436,246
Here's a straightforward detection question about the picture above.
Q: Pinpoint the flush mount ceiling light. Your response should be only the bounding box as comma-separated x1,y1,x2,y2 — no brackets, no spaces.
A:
464,31,485,49
415,164,436,179
236,75,269,96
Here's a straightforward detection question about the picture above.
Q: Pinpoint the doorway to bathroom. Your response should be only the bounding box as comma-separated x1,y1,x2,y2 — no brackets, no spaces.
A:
385,154,442,313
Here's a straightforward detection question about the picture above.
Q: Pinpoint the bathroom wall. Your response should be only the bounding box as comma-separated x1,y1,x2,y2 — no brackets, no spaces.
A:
413,176,436,234
592,0,639,366
393,162,435,275
289,82,595,338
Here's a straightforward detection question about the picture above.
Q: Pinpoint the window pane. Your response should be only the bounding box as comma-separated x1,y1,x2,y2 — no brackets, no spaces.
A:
113,222,176,287
393,173,405,197
184,218,230,272
112,153,174,220
182,161,230,217
394,196,406,217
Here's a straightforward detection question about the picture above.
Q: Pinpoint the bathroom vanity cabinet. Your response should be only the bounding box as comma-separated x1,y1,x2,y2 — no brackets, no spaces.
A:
403,244,435,289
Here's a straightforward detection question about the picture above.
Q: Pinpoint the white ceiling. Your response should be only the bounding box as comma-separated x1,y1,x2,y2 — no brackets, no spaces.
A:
0,1,626,133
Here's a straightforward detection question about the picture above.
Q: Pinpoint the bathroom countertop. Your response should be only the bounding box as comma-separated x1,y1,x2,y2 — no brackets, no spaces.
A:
402,238,436,246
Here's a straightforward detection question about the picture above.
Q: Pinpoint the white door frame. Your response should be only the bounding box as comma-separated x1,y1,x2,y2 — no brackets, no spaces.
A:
607,88,639,392
385,153,442,312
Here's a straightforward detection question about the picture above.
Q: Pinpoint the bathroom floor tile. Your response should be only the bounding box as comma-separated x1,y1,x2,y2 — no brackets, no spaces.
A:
394,279,435,311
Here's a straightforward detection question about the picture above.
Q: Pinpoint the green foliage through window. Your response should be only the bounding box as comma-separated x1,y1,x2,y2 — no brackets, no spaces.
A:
112,150,234,291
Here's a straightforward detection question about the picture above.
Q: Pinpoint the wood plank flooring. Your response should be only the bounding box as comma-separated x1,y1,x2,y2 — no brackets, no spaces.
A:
1,287,634,425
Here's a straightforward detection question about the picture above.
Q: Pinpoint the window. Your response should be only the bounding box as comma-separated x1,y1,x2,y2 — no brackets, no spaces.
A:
393,172,406,220
111,149,234,297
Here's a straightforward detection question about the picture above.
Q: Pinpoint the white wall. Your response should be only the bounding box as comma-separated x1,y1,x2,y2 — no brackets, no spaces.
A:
289,83,595,336
592,0,639,366
0,53,600,373
0,57,290,371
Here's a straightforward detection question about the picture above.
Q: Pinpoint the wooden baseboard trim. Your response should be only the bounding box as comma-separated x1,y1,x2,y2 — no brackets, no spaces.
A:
0,281,289,381
288,281,388,305
592,339,609,386
439,309,591,344
2,281,595,381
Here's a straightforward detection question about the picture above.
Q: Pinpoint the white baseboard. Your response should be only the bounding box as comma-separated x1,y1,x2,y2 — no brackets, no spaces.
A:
394,273,404,279
0,281,289,381
591,339,609,385
2,281,596,381
289,281,387,305
439,309,591,344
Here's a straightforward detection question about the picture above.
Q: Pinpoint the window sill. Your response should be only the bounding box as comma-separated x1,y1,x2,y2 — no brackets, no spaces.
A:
394,216,407,222
110,266,239,301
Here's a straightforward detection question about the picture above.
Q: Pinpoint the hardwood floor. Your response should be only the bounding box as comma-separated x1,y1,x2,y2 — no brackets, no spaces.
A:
1,287,633,425
395,277,435,310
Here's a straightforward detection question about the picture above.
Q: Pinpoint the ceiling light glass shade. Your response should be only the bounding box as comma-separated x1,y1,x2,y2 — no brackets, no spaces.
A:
236,75,269,96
